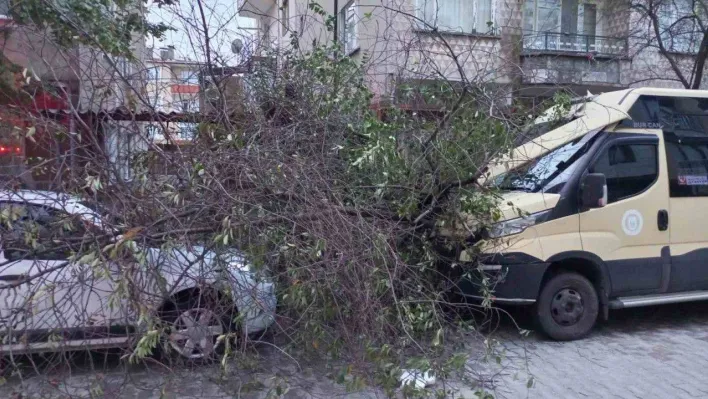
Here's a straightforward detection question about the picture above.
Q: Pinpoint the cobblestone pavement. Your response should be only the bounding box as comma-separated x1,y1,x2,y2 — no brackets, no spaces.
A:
475,302,708,398
4,302,708,398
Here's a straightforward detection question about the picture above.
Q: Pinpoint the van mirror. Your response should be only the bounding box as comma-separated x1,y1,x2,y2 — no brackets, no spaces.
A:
581,173,607,208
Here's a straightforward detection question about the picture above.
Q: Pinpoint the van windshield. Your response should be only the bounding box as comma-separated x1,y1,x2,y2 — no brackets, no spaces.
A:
496,132,598,193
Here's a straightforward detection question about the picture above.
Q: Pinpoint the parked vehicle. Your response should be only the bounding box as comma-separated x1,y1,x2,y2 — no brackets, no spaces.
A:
0,190,276,360
458,88,708,340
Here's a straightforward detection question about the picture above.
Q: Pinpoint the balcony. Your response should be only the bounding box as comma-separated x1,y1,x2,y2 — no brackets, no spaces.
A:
523,31,628,57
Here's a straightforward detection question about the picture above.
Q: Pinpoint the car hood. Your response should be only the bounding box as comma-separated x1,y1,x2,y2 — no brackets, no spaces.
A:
497,191,560,221
438,191,560,238
145,245,248,275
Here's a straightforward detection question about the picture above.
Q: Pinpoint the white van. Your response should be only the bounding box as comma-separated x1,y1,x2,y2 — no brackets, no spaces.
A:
458,88,708,340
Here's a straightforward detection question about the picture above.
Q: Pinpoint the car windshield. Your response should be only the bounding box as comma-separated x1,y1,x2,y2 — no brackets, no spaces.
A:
78,200,107,216
496,132,598,193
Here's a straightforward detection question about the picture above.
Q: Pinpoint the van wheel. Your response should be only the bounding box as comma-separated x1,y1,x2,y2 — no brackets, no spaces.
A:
536,272,598,341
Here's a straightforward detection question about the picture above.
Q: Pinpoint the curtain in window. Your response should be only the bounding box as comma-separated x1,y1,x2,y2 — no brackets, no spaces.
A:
581,3,598,51
582,4,597,36
476,0,493,33
416,0,475,33
523,0,535,32
438,0,473,33
537,0,561,32
560,0,578,34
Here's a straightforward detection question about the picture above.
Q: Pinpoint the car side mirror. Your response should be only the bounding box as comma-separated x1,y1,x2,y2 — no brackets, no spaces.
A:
581,173,607,209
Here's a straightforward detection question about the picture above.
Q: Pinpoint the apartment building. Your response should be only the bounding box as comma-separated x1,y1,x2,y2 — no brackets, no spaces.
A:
238,0,708,106
145,48,203,144
0,0,149,187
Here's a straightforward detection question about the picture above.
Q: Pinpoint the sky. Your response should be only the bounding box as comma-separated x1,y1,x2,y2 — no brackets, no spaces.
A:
146,0,259,65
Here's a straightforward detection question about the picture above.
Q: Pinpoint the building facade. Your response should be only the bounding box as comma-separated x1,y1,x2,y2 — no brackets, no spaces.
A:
0,1,149,187
145,49,203,144
238,0,708,106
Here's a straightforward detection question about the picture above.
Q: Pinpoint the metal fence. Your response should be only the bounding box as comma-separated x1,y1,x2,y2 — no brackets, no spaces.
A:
523,31,628,56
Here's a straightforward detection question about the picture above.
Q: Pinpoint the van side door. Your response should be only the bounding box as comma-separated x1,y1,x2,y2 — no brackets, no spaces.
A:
665,134,708,291
579,134,670,295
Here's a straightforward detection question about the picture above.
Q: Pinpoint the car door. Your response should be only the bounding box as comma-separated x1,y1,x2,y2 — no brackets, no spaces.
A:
579,134,670,295
0,202,71,345
31,206,128,332
0,203,125,336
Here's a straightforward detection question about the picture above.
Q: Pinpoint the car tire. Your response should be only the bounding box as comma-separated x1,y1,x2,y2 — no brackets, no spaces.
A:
536,272,598,341
161,291,238,363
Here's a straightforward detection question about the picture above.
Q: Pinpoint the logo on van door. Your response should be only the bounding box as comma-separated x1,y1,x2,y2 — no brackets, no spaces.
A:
622,210,644,236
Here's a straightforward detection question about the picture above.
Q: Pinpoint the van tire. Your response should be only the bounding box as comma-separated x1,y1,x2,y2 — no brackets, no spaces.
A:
536,272,598,341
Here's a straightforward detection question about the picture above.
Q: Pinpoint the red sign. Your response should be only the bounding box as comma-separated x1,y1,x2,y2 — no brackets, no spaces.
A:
171,84,199,94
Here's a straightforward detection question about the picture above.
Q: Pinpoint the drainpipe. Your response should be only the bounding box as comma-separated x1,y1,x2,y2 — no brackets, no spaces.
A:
333,0,338,44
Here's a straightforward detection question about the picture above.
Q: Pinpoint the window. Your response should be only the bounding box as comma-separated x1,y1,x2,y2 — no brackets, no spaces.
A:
339,1,359,54
0,0,11,18
622,96,708,135
591,144,658,204
417,0,496,35
146,124,164,141
115,56,132,76
523,0,602,52
582,4,597,37
147,67,161,81
658,0,702,53
524,0,561,33
666,139,708,197
180,70,198,84
623,94,708,197
180,99,198,113
0,204,90,260
177,123,198,141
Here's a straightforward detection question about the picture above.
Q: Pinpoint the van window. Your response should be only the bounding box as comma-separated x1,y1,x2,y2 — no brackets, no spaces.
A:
622,96,708,136
591,144,658,203
665,138,708,197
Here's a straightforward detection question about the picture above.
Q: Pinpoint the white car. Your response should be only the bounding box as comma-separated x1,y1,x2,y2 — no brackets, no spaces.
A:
0,190,276,360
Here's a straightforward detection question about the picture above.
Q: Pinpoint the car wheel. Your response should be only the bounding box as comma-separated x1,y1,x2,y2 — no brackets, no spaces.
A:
162,293,237,363
536,272,598,341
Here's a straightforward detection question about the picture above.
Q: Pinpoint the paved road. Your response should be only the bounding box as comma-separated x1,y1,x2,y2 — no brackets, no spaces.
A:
475,302,708,398
5,302,708,398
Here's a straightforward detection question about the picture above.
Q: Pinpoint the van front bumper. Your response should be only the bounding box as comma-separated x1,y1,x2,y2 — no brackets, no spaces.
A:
456,256,549,305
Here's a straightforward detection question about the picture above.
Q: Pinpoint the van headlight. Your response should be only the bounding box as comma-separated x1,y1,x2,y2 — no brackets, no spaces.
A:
227,259,250,272
487,210,550,238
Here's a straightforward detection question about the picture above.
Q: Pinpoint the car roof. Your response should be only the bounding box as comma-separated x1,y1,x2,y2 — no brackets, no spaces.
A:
0,190,80,205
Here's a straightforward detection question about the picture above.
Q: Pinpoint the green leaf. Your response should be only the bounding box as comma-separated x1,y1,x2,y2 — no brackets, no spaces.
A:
527,376,535,388
432,327,443,346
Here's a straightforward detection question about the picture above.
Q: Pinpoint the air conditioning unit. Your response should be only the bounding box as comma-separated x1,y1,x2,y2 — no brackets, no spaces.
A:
159,47,175,61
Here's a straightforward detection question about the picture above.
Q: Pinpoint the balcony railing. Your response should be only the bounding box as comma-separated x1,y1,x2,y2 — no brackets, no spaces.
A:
523,31,628,57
